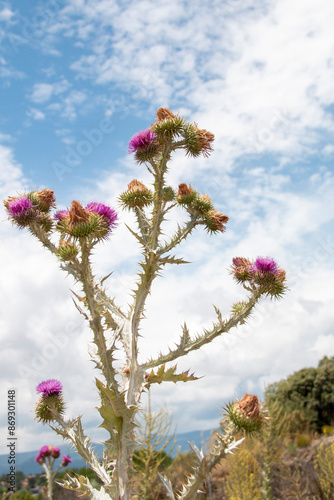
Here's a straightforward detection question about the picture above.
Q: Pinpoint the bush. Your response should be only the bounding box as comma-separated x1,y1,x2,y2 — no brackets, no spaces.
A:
266,356,334,431
296,434,311,447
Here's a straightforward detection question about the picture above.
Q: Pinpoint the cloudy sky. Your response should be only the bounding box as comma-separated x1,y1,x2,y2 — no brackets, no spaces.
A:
1,0,334,454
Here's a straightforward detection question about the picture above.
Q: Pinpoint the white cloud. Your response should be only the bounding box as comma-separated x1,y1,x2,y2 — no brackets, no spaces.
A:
27,107,45,120
30,79,70,103
0,6,14,22
0,144,27,199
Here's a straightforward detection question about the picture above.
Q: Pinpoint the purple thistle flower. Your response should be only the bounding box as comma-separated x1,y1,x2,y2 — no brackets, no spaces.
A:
36,379,63,397
251,257,279,275
35,453,45,464
54,210,69,220
39,445,51,457
8,197,33,217
85,202,118,228
128,129,157,153
51,446,60,459
61,455,72,467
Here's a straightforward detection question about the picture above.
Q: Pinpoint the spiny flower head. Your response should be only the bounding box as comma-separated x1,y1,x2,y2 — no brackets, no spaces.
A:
250,256,287,297
35,453,45,464
225,393,265,435
50,446,60,459
195,128,215,157
204,210,229,233
251,257,279,275
127,179,148,193
119,179,154,209
35,189,56,212
68,200,90,226
56,201,117,239
54,210,69,221
7,196,33,217
156,107,177,121
183,123,215,158
85,202,118,228
61,455,72,467
230,256,287,297
36,379,62,397
128,129,158,153
230,257,253,283
39,445,51,457
35,379,65,423
176,183,197,205
57,240,79,261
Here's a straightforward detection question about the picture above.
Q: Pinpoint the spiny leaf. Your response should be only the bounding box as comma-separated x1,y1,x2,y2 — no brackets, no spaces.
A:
125,223,149,248
96,378,132,423
159,254,191,266
103,310,118,331
145,364,198,386
158,473,176,499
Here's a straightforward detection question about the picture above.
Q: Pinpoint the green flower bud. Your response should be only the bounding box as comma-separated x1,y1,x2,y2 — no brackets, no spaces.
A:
162,186,176,202
57,241,79,261
35,393,65,424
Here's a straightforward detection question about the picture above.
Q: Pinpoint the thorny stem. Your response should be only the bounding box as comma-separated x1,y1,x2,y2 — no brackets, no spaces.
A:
42,458,54,500
80,240,118,392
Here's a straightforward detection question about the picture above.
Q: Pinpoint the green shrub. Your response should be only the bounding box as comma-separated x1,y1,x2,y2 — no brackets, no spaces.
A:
314,442,334,499
322,425,333,435
296,434,311,447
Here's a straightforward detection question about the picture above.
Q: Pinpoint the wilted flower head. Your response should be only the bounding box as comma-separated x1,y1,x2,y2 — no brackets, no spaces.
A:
127,179,148,193
36,189,56,212
177,183,193,197
61,455,72,467
68,200,89,226
205,210,229,233
225,393,265,435
156,107,177,122
85,202,118,228
230,257,253,283
36,379,62,397
119,180,153,209
128,129,158,153
195,128,215,157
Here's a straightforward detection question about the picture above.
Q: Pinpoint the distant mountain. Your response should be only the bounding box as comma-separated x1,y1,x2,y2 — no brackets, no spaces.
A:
0,429,214,476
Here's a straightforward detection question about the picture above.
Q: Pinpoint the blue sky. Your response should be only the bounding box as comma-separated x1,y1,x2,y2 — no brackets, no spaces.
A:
1,0,334,453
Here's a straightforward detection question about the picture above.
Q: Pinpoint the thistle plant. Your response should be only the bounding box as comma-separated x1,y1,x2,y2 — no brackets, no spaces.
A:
35,444,72,500
4,108,287,499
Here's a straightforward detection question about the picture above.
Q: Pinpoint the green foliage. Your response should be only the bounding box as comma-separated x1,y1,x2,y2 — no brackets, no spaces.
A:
322,425,333,435
296,434,311,447
224,449,261,500
133,392,175,499
314,442,334,499
7,491,39,500
265,356,334,430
